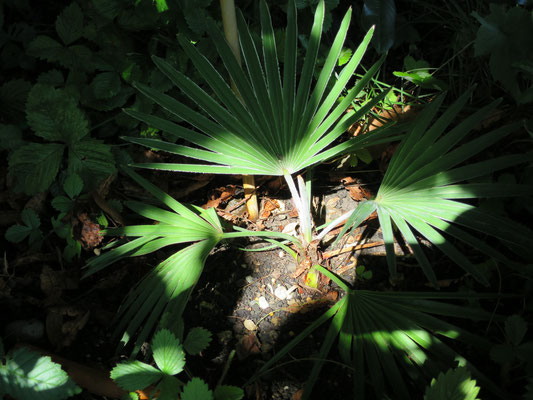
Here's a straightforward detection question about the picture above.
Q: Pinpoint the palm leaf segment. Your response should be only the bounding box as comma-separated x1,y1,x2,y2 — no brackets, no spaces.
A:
124,0,395,176
252,265,506,400
339,89,533,287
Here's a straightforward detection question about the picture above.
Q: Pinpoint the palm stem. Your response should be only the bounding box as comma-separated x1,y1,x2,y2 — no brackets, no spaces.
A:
220,0,259,221
284,174,313,244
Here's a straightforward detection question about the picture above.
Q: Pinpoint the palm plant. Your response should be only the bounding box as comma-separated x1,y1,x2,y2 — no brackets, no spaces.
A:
84,0,533,395
123,0,398,245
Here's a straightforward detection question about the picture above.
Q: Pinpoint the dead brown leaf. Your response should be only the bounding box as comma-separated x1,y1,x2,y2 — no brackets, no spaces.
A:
203,185,236,209
236,333,261,360
260,199,280,219
77,213,103,249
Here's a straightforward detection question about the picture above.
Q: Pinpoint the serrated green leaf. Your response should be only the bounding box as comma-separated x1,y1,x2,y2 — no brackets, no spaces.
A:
157,375,182,400
56,3,84,45
184,327,212,355
1,347,81,400
68,139,115,187
26,35,65,63
110,361,162,391
0,124,24,151
26,84,88,144
64,173,83,199
91,72,122,99
505,315,527,346
63,239,81,262
181,377,213,400
8,142,65,195
21,208,40,229
184,9,212,35
214,385,244,400
424,367,480,400
37,70,64,86
52,196,74,213
5,224,31,243
152,329,185,375
92,0,121,19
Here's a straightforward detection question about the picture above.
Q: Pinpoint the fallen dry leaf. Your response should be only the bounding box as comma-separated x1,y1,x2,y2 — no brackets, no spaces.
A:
203,185,236,209
77,213,103,249
260,199,280,219
236,333,261,359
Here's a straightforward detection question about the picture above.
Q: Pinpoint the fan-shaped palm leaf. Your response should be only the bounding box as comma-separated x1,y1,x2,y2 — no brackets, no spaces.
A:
84,168,299,355
337,88,533,287
251,265,506,399
122,0,398,177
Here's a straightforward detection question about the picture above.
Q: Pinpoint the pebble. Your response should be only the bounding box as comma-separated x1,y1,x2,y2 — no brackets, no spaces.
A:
274,286,288,300
258,296,269,309
244,319,257,331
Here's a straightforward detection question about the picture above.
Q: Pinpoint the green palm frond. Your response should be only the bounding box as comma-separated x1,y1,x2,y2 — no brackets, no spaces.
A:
84,167,301,355
251,265,506,400
123,0,398,176
337,88,533,287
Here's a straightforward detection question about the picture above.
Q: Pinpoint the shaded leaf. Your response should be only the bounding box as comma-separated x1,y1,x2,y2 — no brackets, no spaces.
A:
52,195,74,213
184,327,212,355
68,139,115,186
26,84,88,144
181,377,213,400
56,3,84,45
214,385,244,400
90,72,122,99
64,173,83,199
8,142,65,194
5,224,31,243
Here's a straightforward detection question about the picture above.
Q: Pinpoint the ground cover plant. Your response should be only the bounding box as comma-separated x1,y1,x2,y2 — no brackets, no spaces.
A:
1,0,533,399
